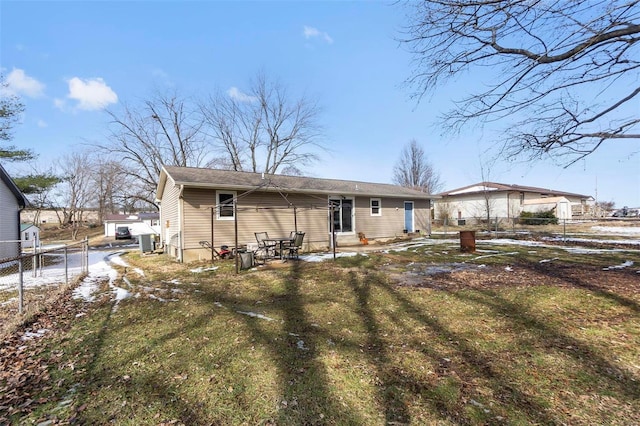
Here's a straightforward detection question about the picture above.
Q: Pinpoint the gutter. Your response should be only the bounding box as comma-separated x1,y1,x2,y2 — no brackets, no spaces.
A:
178,184,184,263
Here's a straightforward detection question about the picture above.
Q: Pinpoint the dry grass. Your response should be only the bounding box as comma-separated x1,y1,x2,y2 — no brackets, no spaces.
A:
2,238,639,425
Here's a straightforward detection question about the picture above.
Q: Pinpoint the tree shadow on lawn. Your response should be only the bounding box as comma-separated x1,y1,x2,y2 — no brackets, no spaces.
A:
371,260,640,423
207,262,365,425
349,270,561,425
453,286,640,401
524,261,640,313
74,290,214,424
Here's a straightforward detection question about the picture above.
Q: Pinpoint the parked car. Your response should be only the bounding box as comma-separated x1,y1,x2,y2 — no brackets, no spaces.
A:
115,226,132,240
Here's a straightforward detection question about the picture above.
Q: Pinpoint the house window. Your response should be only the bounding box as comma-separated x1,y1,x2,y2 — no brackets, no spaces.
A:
329,197,354,233
370,198,381,216
24,232,29,240
217,191,236,220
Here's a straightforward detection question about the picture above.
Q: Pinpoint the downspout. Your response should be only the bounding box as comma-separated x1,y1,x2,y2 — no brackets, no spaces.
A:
178,185,184,263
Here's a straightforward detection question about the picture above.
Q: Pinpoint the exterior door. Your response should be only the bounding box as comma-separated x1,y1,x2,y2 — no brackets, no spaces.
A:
404,201,414,232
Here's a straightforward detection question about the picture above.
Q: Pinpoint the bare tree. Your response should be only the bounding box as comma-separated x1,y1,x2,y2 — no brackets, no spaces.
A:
56,152,94,239
92,160,131,223
102,91,209,208
401,0,640,165
392,139,443,193
200,72,324,175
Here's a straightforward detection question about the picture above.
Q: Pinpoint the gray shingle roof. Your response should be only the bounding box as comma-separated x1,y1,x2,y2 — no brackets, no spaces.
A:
158,166,436,200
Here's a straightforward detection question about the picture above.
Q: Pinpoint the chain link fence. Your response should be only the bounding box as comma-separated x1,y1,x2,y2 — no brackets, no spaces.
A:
431,216,640,243
0,239,89,321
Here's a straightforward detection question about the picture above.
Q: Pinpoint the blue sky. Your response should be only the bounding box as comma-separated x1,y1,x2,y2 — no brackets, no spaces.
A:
1,1,639,208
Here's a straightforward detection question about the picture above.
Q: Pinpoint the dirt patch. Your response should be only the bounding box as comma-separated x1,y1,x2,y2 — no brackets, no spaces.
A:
391,261,640,298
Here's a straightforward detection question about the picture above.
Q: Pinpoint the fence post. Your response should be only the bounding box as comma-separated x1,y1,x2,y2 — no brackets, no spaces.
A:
32,245,37,277
563,219,566,244
64,246,68,284
84,237,89,273
18,257,24,315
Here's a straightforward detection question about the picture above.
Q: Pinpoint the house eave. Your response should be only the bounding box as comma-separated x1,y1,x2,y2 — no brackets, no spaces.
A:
173,180,438,200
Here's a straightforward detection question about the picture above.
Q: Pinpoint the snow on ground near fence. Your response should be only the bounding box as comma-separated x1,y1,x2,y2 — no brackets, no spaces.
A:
7,225,638,306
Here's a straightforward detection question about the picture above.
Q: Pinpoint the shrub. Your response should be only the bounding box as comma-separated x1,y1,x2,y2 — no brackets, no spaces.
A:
519,209,558,225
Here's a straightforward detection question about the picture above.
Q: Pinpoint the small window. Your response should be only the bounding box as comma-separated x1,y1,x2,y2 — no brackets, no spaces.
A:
24,232,30,240
370,198,381,216
217,191,236,220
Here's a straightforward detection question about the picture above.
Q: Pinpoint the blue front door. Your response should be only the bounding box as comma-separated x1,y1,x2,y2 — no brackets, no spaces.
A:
404,201,413,232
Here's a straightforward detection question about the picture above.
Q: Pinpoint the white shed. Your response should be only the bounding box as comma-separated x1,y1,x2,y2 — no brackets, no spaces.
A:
522,196,572,220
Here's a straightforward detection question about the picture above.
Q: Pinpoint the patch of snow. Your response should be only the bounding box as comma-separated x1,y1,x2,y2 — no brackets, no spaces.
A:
190,266,218,273
300,252,364,262
473,251,519,260
603,260,634,271
236,310,275,321
21,328,49,340
591,226,640,236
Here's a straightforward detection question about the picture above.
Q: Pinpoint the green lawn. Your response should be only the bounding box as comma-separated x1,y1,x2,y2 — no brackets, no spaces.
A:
3,240,639,425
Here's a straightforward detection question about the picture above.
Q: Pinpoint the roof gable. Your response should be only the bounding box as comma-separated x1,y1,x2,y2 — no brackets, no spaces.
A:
156,166,438,202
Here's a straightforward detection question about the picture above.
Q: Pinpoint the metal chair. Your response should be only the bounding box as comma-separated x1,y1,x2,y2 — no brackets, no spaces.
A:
286,232,305,260
254,232,277,261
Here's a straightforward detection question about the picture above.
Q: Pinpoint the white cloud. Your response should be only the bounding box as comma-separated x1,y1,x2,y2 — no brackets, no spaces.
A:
4,68,45,97
53,98,66,110
303,25,333,44
67,77,118,110
227,86,256,103
37,119,48,128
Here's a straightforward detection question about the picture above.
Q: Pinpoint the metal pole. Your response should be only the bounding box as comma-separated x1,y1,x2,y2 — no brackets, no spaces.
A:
234,199,239,274
32,244,37,277
563,218,566,244
211,207,215,263
18,258,24,315
330,204,336,260
85,238,89,273
64,246,68,284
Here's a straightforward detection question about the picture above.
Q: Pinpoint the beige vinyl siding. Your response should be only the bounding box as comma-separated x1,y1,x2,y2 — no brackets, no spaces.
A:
355,197,430,239
176,187,432,262
159,176,182,258
180,189,330,261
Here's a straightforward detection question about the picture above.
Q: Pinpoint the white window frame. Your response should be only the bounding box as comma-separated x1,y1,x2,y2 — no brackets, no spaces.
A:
216,190,237,220
370,198,382,216
328,196,355,234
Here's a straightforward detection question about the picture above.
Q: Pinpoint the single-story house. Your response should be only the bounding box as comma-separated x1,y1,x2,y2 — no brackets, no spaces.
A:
104,213,161,237
156,166,437,262
0,164,28,260
434,182,594,224
20,223,40,249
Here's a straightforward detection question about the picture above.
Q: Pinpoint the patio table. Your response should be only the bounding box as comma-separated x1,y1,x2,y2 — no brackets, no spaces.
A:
264,236,295,260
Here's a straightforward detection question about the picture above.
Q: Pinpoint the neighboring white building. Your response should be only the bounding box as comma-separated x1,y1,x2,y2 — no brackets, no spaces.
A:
0,164,28,260
104,213,160,237
435,182,594,224
20,223,40,249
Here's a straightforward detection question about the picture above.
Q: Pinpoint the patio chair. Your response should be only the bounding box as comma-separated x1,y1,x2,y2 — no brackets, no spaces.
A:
286,232,305,260
254,232,277,261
